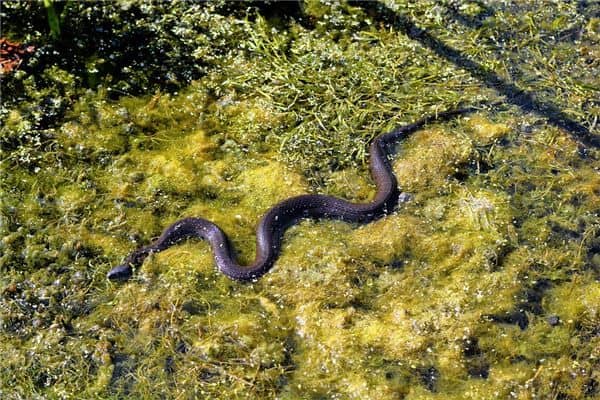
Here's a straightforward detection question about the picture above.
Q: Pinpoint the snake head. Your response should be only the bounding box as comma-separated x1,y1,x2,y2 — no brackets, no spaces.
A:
107,263,133,281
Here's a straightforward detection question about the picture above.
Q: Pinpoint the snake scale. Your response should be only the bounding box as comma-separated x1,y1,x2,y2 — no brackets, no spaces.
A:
107,107,472,282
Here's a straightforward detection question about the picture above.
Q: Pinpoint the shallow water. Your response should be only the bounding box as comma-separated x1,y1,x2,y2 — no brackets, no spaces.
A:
1,1,599,399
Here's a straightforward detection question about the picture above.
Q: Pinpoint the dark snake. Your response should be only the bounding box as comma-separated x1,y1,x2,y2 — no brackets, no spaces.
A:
107,107,473,282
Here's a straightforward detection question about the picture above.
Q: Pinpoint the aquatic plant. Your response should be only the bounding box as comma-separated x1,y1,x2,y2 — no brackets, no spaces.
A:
42,0,62,40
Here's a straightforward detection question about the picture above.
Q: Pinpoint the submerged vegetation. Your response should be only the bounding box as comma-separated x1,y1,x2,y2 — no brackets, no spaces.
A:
1,0,599,398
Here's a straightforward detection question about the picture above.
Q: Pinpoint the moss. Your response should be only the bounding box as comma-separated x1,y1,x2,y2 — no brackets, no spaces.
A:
393,126,475,197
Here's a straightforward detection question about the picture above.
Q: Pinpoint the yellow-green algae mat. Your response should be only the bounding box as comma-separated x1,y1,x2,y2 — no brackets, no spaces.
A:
2,5,600,400
3,87,598,399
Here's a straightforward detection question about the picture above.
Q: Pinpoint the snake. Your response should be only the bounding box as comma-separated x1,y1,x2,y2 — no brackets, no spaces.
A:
107,107,473,282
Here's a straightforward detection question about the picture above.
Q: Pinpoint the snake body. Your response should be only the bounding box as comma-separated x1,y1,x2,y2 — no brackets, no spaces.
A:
107,108,471,282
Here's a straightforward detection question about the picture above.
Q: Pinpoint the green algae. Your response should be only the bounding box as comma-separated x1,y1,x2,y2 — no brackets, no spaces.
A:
1,1,600,399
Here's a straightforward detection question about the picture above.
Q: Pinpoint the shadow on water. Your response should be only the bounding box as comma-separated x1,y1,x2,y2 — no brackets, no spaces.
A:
350,1,599,149
444,0,496,29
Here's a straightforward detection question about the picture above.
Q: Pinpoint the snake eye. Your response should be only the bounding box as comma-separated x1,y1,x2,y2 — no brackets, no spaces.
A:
107,264,133,281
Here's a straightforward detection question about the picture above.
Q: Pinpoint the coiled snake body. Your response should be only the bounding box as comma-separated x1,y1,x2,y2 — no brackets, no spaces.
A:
107,108,471,282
